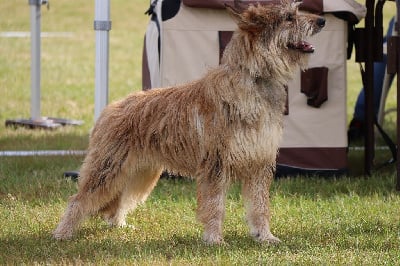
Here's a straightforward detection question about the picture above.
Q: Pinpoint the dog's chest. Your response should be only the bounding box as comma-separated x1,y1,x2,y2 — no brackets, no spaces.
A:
226,112,283,168
220,91,284,164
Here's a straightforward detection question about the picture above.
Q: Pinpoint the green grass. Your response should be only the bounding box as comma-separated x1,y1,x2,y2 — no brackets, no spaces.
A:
1,157,399,264
1,0,400,264
0,0,147,134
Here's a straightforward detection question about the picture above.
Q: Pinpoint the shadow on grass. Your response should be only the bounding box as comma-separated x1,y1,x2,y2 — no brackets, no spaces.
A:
0,156,83,204
0,228,250,263
1,177,398,263
271,172,398,200
1,147,398,263
1,221,397,264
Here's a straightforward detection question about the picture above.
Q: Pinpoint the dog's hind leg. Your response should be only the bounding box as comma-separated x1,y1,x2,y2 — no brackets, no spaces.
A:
101,165,162,227
53,147,132,240
196,176,230,244
241,166,281,244
52,193,87,240
53,181,126,240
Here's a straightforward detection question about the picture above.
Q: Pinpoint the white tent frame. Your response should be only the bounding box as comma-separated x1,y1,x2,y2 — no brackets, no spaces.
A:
94,0,111,121
28,0,45,120
5,0,82,129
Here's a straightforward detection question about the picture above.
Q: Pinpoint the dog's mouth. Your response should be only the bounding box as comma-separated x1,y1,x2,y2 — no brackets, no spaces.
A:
288,41,315,53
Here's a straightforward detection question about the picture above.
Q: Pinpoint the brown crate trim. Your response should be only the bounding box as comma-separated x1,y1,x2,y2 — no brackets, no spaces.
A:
277,147,348,170
219,31,234,64
182,0,323,14
300,67,329,108
183,0,283,9
300,0,323,14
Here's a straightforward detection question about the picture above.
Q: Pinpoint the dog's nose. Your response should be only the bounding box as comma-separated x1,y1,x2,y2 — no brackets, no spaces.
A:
316,17,326,28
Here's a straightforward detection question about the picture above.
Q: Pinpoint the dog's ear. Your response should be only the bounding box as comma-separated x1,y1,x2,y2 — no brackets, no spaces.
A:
233,0,248,11
225,2,264,33
283,0,301,8
224,3,243,23
279,0,301,9
225,0,250,23
291,0,302,8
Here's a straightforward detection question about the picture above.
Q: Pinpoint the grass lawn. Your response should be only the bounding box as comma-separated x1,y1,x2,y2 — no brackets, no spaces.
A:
1,157,399,264
0,0,399,264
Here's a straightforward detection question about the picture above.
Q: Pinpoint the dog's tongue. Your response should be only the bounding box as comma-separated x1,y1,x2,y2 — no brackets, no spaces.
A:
289,41,315,53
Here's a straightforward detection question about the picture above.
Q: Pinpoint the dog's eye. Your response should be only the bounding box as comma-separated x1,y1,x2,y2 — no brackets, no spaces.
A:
286,13,294,21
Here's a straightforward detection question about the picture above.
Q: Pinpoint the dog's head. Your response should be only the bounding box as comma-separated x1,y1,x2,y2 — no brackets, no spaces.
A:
224,0,325,81
226,0,325,54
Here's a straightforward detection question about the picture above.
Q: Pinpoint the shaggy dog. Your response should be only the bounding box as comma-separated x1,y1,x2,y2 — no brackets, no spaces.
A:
54,0,325,244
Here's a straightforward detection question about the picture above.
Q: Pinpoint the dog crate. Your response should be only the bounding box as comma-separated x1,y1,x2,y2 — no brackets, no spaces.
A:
142,0,366,176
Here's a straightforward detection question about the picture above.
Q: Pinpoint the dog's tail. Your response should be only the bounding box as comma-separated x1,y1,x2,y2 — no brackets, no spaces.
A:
79,104,133,193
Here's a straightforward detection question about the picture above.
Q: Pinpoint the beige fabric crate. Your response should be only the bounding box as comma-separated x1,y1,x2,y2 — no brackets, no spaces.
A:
142,0,366,175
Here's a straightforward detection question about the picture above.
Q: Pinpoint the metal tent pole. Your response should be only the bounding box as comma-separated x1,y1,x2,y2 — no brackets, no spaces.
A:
62,0,111,181
94,0,111,121
396,0,400,191
364,0,376,176
29,0,42,120
5,0,83,129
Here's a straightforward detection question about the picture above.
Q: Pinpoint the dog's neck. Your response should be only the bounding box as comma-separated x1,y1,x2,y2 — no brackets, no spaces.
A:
221,31,308,87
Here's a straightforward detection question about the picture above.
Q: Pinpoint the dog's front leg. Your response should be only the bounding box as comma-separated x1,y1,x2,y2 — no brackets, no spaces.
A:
242,167,281,244
196,177,229,245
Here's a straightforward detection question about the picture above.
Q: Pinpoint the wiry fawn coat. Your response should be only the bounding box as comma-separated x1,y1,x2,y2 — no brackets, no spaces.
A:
54,0,325,244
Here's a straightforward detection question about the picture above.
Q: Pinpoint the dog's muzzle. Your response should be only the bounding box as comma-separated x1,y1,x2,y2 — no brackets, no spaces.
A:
316,17,326,28
288,41,315,53
288,16,325,54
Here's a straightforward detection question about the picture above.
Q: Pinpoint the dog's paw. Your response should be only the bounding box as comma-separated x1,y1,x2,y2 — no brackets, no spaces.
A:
104,216,128,227
106,219,136,230
252,232,281,245
52,228,74,240
116,223,136,230
203,233,225,245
